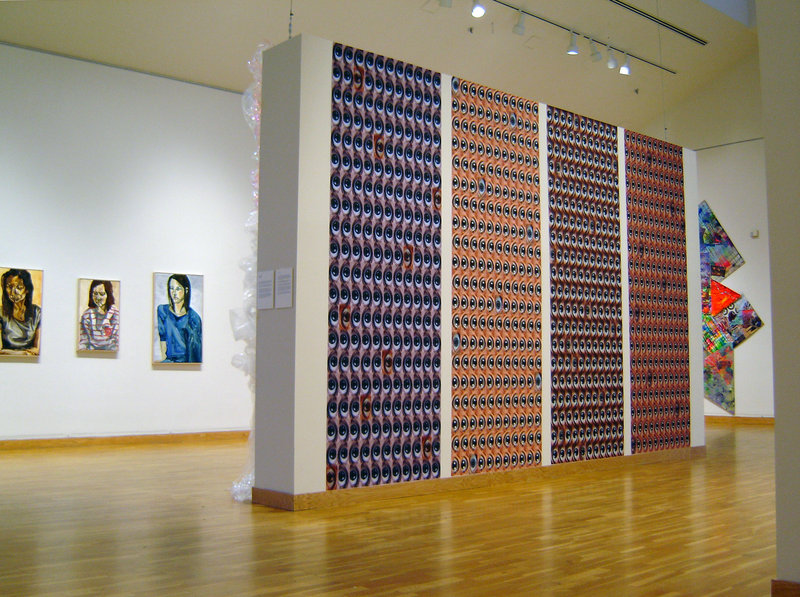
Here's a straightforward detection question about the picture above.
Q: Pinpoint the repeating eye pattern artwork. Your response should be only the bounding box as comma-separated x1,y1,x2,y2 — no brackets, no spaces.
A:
327,43,443,489
625,132,690,453
547,107,624,463
450,78,543,475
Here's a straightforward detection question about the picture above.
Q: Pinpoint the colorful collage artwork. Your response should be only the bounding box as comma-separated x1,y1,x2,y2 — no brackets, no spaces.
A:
451,78,542,474
548,107,624,463
326,44,442,489
625,132,690,453
704,345,734,413
322,42,694,489
698,201,762,413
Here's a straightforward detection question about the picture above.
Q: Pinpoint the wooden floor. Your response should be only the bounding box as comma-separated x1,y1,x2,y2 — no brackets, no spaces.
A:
0,425,775,596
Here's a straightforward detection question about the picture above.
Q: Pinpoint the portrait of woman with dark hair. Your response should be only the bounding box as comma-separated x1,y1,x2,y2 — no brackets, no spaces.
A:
0,267,42,356
78,279,120,351
154,273,203,363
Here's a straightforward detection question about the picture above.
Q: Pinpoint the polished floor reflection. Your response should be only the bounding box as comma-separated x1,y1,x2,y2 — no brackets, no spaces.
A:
0,424,774,596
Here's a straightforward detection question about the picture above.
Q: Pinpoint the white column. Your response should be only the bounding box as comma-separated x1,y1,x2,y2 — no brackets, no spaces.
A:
254,35,332,496
538,103,552,465
617,127,633,456
756,0,800,585
682,149,705,447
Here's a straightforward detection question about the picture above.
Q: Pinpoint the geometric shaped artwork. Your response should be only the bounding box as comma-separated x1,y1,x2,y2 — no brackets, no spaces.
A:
715,296,763,348
152,273,203,363
700,256,713,315
698,201,744,280
625,132,690,453
450,77,542,475
698,201,762,413
709,279,740,315
0,267,43,357
548,106,624,463
77,279,120,352
702,313,731,353
704,344,734,412
327,43,442,489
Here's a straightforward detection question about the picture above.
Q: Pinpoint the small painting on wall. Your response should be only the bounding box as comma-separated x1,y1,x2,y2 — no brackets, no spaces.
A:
77,279,120,352
0,267,43,357
152,273,203,364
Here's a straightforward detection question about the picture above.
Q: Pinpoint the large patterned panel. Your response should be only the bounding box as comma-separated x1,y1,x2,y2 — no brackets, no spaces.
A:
625,132,690,453
547,107,624,463
450,78,542,475
327,44,442,489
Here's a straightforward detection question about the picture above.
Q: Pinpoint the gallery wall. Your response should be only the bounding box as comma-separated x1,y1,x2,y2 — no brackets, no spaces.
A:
0,44,254,439
696,139,774,417
254,36,706,499
641,53,762,152
638,43,773,418
0,38,769,449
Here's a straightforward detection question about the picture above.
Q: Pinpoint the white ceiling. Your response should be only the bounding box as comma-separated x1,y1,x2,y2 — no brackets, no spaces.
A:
0,0,758,148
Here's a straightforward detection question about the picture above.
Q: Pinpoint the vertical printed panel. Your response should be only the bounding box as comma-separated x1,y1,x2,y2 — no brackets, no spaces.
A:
450,79,543,475
547,107,624,463
625,132,690,452
327,44,442,489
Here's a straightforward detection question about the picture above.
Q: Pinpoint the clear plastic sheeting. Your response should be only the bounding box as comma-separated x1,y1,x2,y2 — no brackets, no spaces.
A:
230,43,269,502
230,470,255,502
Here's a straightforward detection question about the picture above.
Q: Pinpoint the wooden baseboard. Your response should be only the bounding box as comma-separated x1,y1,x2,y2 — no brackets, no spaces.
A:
253,445,706,511
773,579,800,596
0,430,250,450
706,415,774,426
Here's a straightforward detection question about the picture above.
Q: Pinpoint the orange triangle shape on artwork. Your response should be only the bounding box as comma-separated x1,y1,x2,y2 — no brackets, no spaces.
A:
710,279,741,315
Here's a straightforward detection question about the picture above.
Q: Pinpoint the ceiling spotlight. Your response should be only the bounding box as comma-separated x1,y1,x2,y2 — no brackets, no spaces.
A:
567,31,579,55
619,54,631,75
512,10,525,35
471,1,486,17
590,39,602,62
607,48,618,69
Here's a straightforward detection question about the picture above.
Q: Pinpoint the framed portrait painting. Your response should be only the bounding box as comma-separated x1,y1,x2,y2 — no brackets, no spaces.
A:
0,267,43,357
77,279,120,352
152,273,203,364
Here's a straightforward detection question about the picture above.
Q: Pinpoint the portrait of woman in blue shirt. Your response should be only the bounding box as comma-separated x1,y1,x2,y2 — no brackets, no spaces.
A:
156,273,202,363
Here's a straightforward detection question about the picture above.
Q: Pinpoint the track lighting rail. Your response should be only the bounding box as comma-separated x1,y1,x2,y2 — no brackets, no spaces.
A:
488,0,678,75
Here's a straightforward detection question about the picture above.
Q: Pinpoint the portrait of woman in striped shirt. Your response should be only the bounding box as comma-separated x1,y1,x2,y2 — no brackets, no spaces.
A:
78,279,119,351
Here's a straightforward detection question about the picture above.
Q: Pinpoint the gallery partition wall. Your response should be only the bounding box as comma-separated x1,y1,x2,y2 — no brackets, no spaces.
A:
252,35,704,510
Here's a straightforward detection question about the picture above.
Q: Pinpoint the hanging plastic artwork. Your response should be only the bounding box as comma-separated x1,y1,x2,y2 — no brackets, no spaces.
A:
231,42,270,503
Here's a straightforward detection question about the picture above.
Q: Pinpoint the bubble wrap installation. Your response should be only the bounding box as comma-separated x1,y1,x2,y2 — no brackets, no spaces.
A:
327,43,443,489
450,78,543,475
547,106,624,463
625,132,690,453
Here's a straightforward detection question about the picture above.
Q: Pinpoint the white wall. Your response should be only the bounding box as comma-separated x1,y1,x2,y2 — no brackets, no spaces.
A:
756,0,800,583
696,139,774,417
0,44,253,439
641,53,762,151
